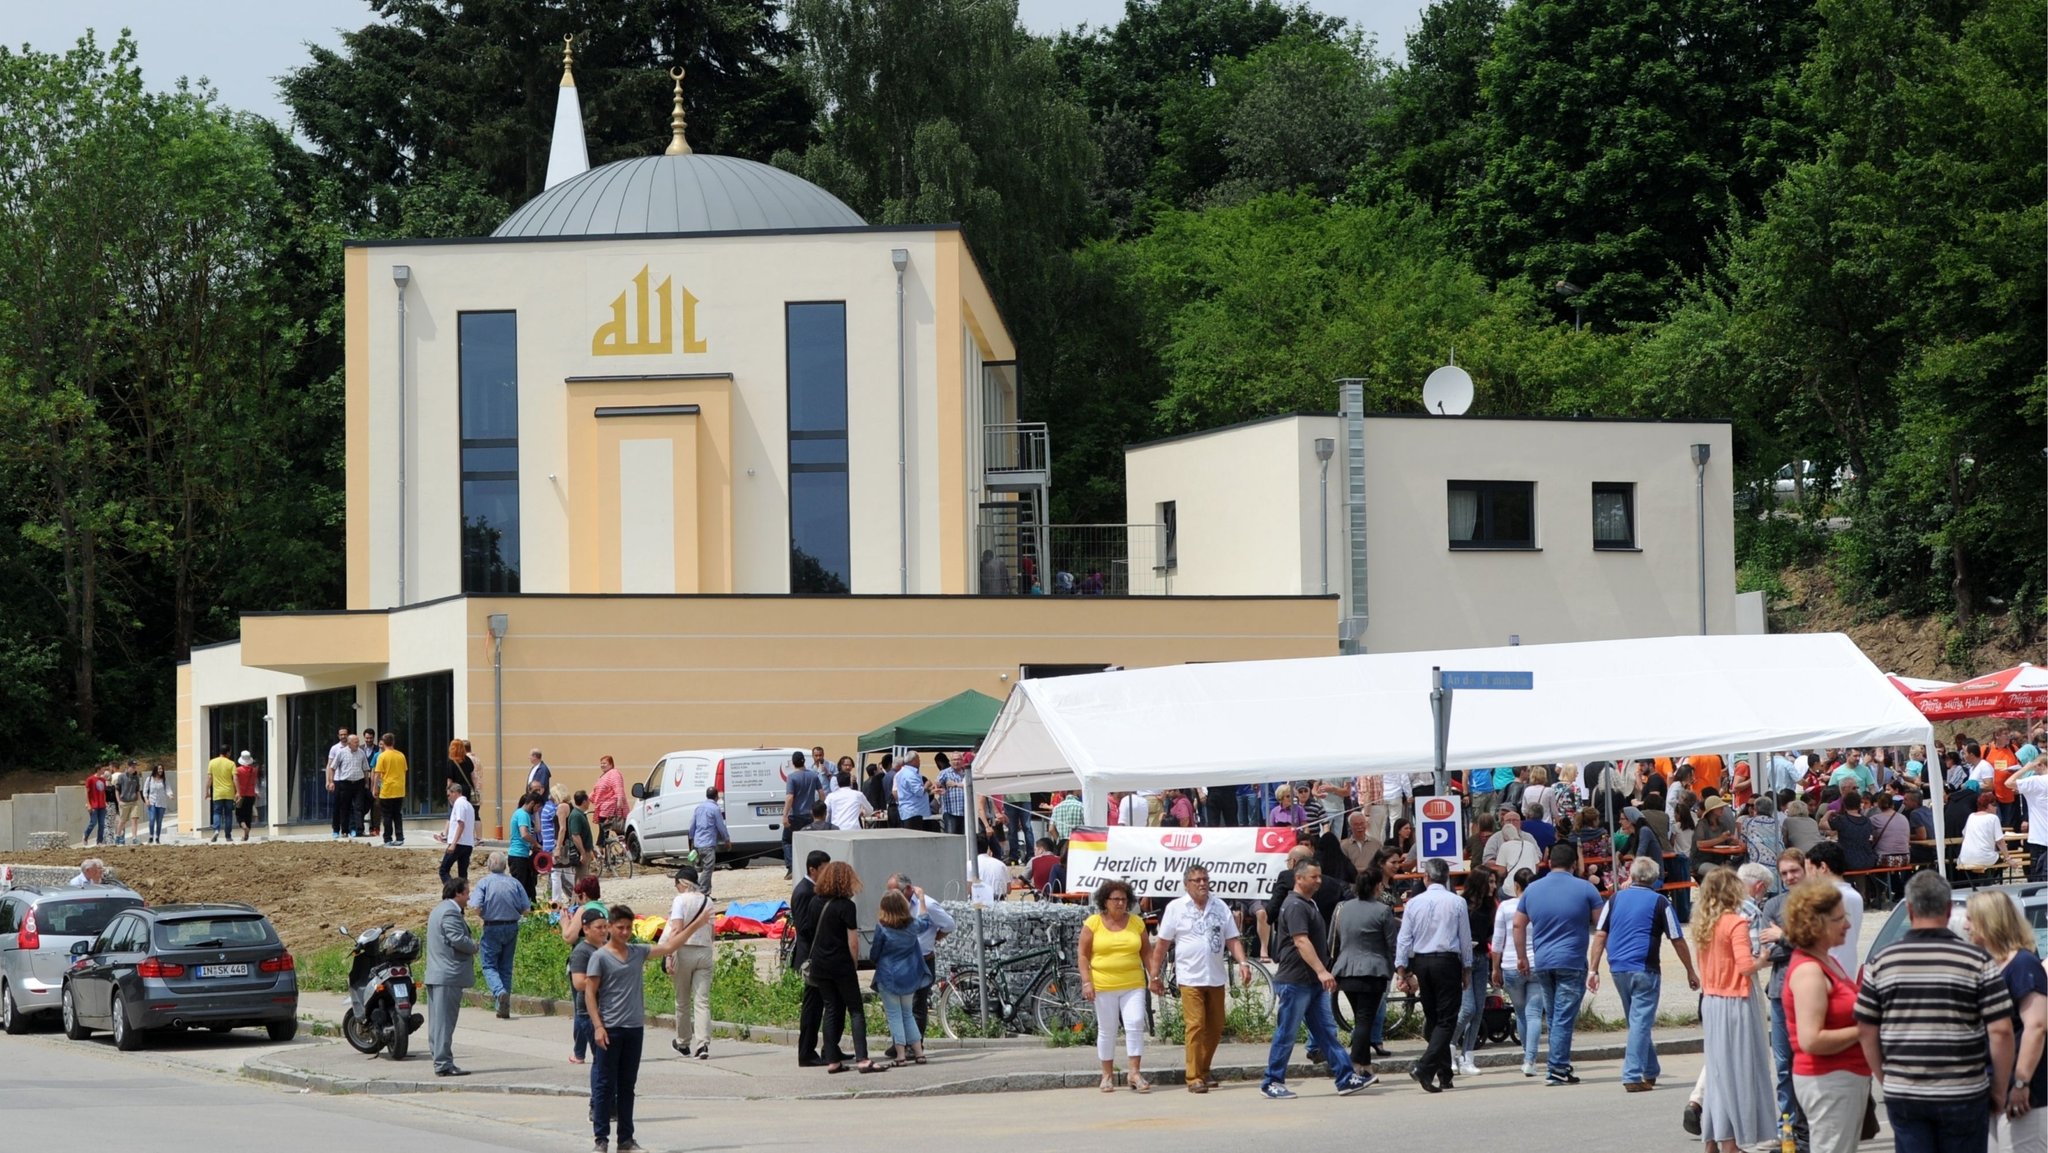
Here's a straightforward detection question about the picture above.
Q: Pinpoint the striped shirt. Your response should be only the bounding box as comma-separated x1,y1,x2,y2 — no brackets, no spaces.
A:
1854,928,2012,1101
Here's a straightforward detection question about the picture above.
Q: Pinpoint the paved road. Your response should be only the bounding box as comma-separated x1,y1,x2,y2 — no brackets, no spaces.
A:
3,1021,1891,1153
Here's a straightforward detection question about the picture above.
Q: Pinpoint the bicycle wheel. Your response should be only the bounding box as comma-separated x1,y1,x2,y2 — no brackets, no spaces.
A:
1030,966,1092,1039
938,968,993,1039
1222,960,1278,1038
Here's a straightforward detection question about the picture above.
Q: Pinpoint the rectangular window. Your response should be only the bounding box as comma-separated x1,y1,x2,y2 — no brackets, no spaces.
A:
286,686,357,824
787,302,850,593
375,671,453,817
458,311,520,594
207,698,268,824
1158,501,1177,570
1447,481,1536,549
1592,482,1636,549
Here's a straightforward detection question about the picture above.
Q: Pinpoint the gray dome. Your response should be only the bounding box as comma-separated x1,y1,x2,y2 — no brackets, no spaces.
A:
493,154,865,238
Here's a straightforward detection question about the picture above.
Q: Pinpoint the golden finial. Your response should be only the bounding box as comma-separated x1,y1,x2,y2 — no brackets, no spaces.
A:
664,66,692,156
560,35,575,88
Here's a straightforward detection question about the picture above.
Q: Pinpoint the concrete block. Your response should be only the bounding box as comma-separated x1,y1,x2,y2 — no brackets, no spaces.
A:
52,785,85,840
791,827,966,926
12,793,54,848
0,799,11,852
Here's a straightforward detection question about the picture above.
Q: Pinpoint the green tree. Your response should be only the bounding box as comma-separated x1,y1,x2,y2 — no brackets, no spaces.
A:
0,34,324,755
281,0,815,230
1364,0,1502,212
1463,0,1818,325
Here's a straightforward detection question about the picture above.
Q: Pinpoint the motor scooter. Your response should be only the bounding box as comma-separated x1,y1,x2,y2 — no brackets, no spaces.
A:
338,923,424,1059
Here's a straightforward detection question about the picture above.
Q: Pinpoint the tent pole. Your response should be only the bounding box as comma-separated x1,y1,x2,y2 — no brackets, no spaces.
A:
1928,725,1946,880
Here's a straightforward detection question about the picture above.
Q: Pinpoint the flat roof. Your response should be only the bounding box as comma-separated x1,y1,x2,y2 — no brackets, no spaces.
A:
1126,410,1733,452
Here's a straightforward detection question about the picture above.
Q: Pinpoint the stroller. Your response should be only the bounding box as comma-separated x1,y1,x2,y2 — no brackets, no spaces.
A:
1479,984,1521,1046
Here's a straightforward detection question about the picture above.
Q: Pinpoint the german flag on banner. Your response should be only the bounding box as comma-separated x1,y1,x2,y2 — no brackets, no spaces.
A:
1067,827,1108,853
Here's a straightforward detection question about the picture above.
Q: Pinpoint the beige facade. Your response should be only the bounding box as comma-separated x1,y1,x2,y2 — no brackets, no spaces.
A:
181,170,1328,836
175,595,1331,837
1126,413,1738,653
347,229,1013,605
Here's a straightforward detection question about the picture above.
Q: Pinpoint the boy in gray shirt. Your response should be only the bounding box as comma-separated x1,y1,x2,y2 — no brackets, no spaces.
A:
584,906,692,1153
567,909,608,1064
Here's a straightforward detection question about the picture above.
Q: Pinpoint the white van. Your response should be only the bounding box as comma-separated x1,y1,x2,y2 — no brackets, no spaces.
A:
624,747,805,865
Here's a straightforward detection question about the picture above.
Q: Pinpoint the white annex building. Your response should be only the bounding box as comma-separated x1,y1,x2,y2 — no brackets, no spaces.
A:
1123,401,1743,653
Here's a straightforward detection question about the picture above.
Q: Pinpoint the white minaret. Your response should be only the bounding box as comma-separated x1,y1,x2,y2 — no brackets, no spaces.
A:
544,35,590,189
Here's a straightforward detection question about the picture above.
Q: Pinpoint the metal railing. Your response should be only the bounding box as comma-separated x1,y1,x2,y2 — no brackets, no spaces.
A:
976,522,1168,596
984,422,1049,478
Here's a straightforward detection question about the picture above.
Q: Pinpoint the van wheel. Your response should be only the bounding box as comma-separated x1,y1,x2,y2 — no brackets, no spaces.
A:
1,981,25,1035
626,831,641,864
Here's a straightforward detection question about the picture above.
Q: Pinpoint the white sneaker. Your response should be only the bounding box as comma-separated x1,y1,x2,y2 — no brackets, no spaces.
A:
1522,1061,1537,1077
1459,1054,1482,1076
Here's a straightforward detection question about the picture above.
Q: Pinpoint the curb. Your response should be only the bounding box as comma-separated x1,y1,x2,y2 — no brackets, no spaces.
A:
246,1031,1704,1100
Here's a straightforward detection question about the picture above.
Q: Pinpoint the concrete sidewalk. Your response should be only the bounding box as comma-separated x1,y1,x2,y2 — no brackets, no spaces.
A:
242,991,1702,1100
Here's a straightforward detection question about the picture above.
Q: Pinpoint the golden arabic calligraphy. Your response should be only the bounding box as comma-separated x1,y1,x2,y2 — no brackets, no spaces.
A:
591,265,708,356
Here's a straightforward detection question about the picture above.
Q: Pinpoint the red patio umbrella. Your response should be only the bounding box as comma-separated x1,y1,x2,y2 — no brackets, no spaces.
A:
1911,664,2048,719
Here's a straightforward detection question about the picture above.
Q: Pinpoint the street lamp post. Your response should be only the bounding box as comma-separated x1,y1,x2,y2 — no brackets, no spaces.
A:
1314,437,1335,596
1691,444,1711,635
487,612,508,839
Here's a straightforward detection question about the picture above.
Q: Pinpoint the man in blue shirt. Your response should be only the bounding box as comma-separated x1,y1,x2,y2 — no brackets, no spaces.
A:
895,753,934,832
1468,766,1497,820
1586,855,1698,1089
689,787,730,897
468,851,532,1018
935,754,969,836
783,751,824,880
1514,842,1606,1085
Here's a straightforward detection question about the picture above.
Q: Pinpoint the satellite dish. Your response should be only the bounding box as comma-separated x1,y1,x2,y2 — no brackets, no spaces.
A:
1422,365,1473,415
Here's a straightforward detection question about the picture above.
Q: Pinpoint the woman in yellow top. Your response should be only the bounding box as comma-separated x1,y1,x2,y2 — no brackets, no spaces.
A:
1077,878,1155,1093
375,733,409,846
1692,867,1775,1153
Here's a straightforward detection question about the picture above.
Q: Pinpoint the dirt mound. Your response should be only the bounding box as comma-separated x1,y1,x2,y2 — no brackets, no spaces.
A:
2,842,444,953
1773,567,2036,680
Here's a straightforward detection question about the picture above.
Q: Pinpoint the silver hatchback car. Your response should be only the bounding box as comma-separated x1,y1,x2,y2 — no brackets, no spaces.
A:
1,884,145,1032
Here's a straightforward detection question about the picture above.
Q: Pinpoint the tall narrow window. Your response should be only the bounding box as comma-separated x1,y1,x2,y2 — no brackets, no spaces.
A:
787,302,850,593
1592,482,1636,549
458,312,520,593
1158,501,1178,570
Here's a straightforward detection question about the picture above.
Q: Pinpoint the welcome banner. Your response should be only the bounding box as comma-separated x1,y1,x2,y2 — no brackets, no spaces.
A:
1065,825,1299,899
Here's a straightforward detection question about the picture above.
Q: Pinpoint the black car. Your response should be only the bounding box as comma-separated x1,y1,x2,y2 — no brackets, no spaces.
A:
61,902,299,1051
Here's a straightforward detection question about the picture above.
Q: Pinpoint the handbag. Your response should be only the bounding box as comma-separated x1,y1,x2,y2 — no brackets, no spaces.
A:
1861,1091,1880,1141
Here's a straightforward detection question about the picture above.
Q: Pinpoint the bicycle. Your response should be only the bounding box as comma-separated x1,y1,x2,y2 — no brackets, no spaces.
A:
596,821,635,879
936,928,1089,1039
1149,955,1280,1039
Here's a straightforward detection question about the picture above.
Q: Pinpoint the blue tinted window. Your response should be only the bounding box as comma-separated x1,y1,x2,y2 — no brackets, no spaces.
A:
787,303,849,593
459,312,520,593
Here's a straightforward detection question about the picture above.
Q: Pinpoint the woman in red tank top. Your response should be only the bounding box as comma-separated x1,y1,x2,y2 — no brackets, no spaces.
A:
1782,879,1870,1153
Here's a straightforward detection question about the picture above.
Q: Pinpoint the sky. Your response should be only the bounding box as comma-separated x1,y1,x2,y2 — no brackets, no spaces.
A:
6,0,1429,130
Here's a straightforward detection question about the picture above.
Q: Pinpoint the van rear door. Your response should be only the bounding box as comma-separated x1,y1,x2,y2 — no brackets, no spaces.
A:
720,751,793,851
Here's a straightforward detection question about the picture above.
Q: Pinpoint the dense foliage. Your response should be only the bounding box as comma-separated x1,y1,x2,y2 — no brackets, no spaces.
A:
0,0,2039,766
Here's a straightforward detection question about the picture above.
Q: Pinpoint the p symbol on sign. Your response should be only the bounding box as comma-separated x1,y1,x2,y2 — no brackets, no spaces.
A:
1422,824,1454,856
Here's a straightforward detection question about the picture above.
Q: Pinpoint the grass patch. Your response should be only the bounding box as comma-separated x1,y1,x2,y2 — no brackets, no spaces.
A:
300,918,895,1036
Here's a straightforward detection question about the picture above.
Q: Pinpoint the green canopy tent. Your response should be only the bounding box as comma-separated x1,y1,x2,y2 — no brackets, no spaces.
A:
857,690,1003,754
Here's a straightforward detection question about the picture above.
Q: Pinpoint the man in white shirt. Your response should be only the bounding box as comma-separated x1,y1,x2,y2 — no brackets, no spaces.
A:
823,780,872,830
972,835,1009,906
327,730,369,840
1970,741,1997,785
1801,841,1862,976
2006,755,2048,880
1148,865,1250,1092
436,780,478,885
1382,772,1412,838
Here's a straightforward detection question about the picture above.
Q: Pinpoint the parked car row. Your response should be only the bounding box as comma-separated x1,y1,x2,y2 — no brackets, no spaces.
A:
1,882,296,1050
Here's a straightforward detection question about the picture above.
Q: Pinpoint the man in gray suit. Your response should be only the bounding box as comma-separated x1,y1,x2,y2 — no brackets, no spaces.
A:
426,876,479,1076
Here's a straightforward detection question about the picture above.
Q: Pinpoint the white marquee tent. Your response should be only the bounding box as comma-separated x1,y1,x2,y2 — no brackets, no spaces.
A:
973,633,1938,805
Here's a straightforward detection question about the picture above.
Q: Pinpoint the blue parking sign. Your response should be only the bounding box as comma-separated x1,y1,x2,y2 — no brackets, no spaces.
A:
1416,794,1464,864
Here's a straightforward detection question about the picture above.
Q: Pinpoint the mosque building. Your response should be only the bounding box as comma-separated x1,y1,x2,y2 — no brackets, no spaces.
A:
175,45,1329,837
